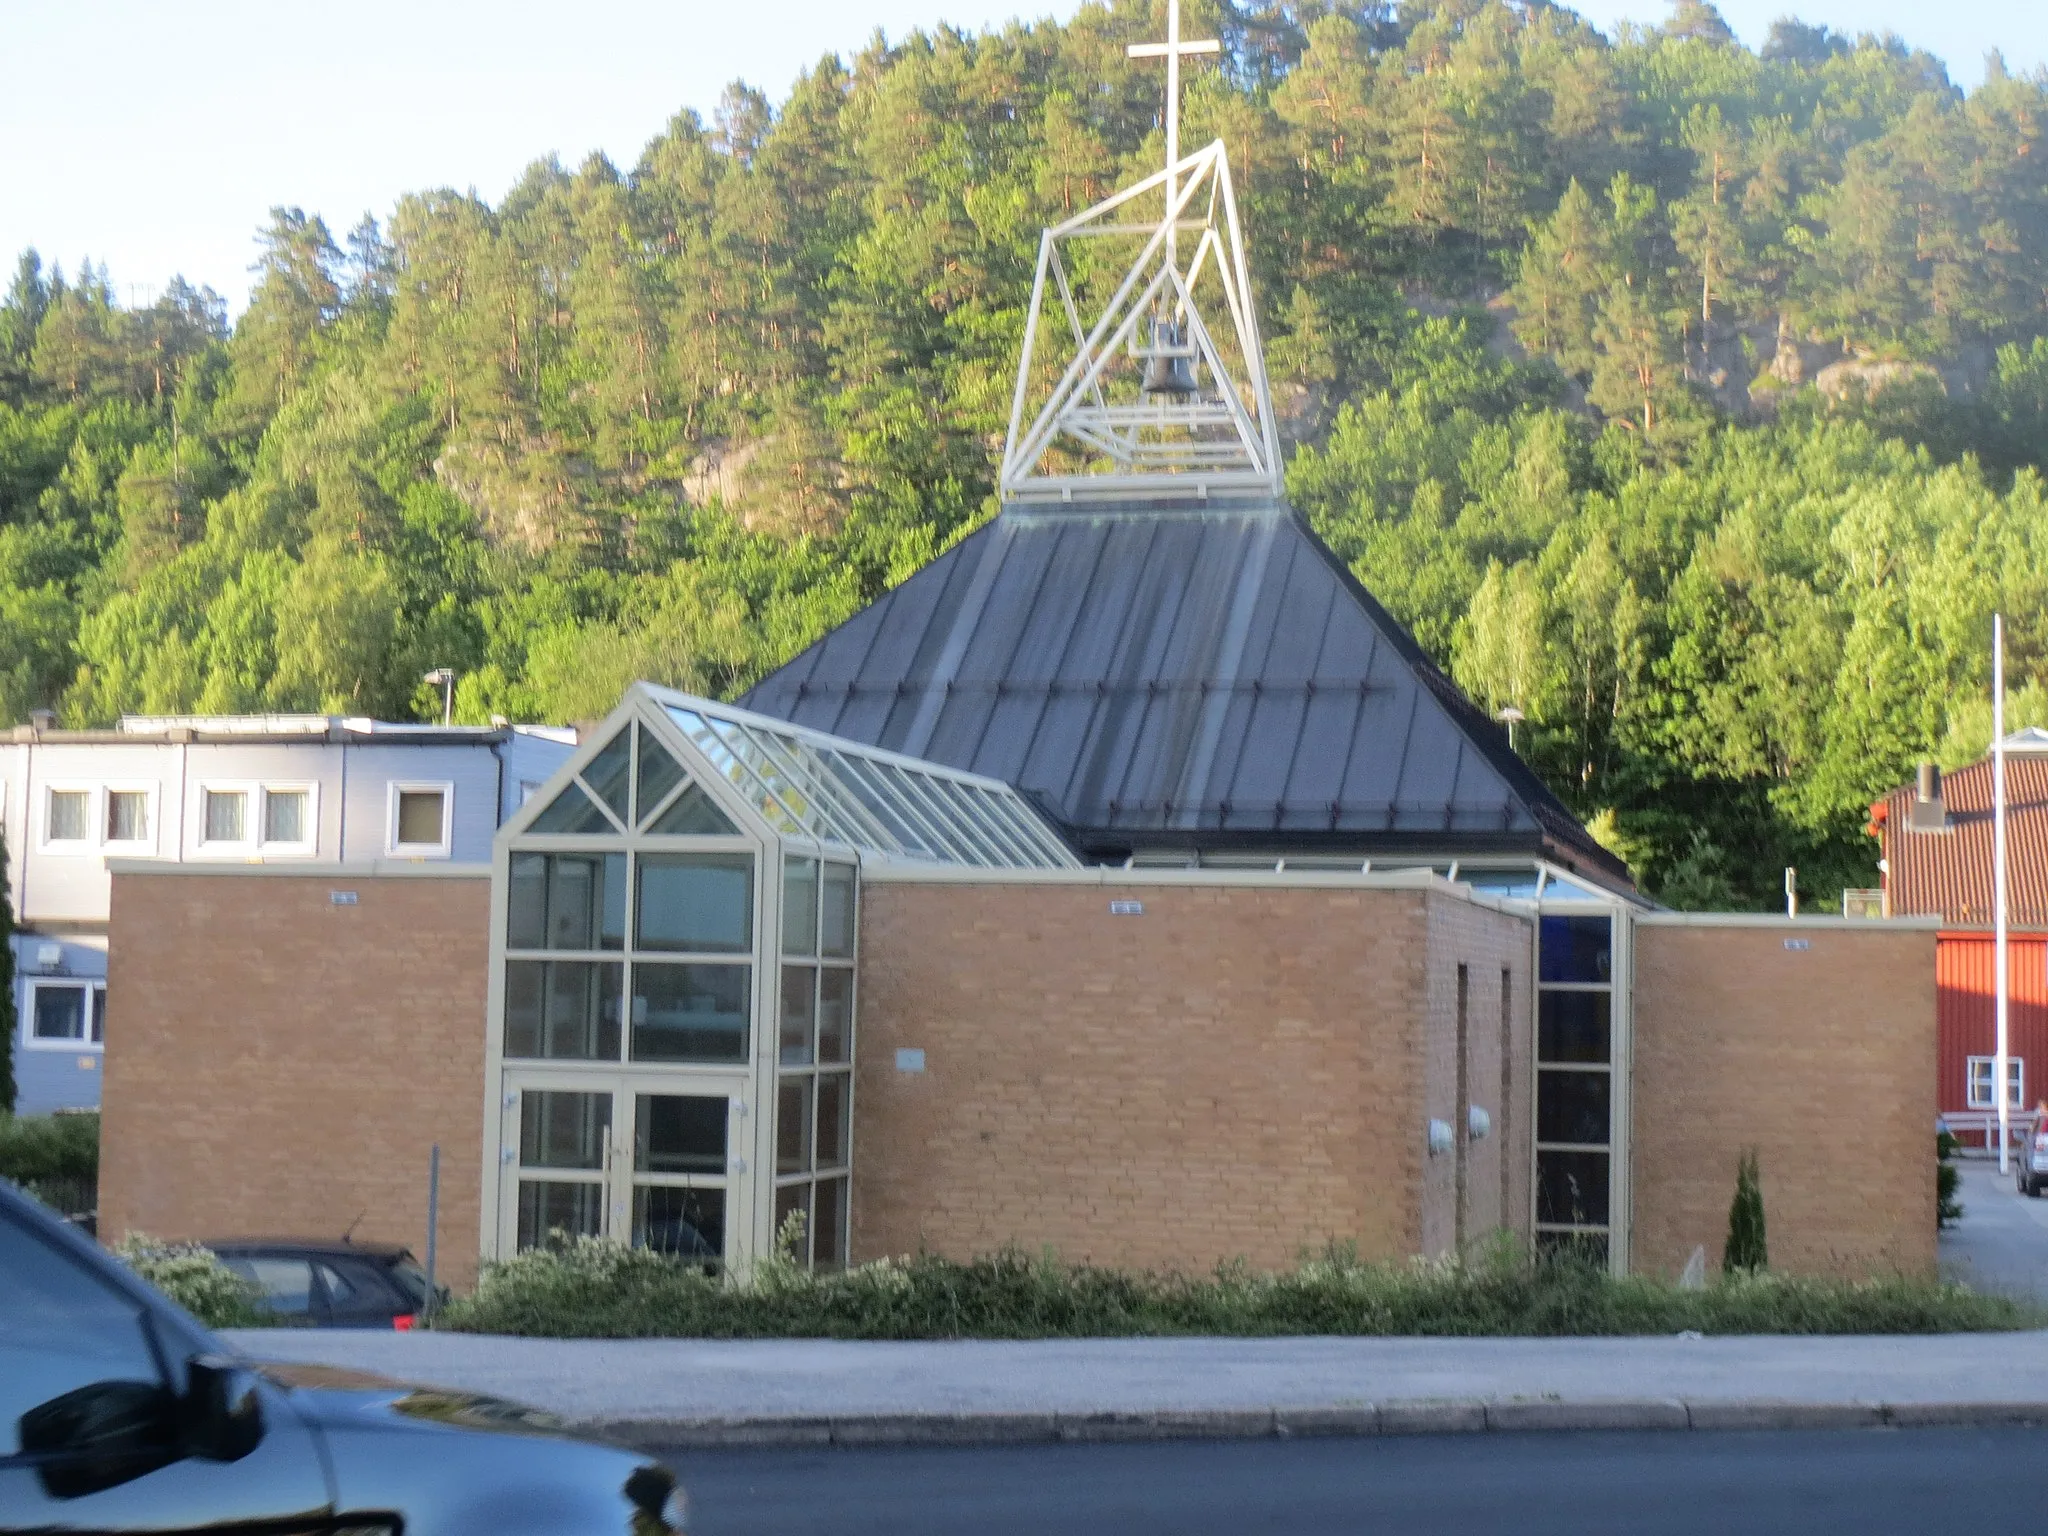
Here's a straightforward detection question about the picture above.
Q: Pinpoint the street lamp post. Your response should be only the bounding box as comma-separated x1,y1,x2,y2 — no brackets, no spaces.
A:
423,668,455,727
1496,706,1525,753
1995,616,2011,1173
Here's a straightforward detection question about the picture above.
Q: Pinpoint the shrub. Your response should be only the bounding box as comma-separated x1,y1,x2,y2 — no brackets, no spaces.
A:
437,1234,2037,1341
1724,1149,1768,1273
0,1112,99,1184
112,1234,262,1329
1938,1130,1963,1228
0,1112,99,1219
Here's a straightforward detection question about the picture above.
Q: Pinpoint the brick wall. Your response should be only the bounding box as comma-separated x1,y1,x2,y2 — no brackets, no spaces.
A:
1422,893,1534,1257
1631,920,1936,1279
852,879,1532,1272
100,871,490,1290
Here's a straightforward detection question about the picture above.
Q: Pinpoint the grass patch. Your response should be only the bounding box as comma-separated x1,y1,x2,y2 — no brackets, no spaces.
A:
439,1237,2040,1340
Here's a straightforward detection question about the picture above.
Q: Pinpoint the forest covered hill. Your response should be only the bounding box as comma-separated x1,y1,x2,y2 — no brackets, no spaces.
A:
5,0,2048,908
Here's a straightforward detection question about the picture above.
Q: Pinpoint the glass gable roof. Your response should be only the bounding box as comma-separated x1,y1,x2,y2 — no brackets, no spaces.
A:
656,695,1078,869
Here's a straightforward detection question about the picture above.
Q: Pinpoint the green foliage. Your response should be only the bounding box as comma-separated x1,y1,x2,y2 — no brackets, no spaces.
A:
0,6,2046,901
440,1234,2033,1339
0,1111,95,1183
1937,1130,1963,1229
111,1234,261,1329
1724,1148,1769,1273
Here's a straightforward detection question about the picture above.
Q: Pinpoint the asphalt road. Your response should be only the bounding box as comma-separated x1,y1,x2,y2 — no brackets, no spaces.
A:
661,1427,2048,1535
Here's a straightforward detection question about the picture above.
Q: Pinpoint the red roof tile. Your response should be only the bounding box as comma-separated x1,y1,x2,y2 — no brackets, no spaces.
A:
1874,753,2048,927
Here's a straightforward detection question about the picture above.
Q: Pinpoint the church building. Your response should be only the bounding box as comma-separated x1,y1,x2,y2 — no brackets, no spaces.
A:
95,6,1935,1293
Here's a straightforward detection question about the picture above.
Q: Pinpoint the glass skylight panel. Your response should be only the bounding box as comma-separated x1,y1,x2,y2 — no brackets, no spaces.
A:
709,716,818,829
723,718,894,853
669,708,806,836
817,751,936,859
907,772,1005,866
892,766,998,866
658,698,1076,868
859,758,969,862
968,784,1043,865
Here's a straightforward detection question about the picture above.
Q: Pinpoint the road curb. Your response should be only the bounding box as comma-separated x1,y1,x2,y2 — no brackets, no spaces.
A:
584,1397,2048,1450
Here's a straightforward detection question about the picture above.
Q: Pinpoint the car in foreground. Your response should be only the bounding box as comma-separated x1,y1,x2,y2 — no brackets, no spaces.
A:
208,1237,448,1329
0,1181,686,1533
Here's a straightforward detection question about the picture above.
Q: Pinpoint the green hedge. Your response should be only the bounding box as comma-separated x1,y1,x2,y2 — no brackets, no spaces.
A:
0,1112,98,1184
440,1238,2039,1340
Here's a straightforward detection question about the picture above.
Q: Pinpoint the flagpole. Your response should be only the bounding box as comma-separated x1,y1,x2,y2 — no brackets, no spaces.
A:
1995,613,2011,1174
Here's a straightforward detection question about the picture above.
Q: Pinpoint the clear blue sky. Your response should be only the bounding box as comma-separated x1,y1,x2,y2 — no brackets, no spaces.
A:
0,0,2040,311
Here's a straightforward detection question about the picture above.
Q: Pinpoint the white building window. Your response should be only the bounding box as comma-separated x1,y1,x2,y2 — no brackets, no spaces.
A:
260,786,315,852
202,788,250,846
42,787,91,849
389,782,453,857
1968,1056,2026,1110
198,782,318,855
28,980,105,1048
103,786,155,849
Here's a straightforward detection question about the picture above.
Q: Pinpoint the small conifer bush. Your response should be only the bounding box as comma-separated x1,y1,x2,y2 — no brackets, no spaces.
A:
1724,1149,1769,1274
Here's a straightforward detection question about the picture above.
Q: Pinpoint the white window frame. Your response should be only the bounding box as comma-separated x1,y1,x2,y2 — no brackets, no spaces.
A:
194,780,320,858
37,782,97,855
195,782,258,854
387,780,454,859
24,978,106,1051
255,783,319,856
1967,1055,2026,1110
100,781,160,854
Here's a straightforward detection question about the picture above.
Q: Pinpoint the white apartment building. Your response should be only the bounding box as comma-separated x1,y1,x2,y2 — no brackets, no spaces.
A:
2,713,576,1115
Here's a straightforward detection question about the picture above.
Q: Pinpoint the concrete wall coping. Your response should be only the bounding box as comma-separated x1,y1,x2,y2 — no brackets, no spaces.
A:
1634,912,1942,931
860,861,1533,917
105,859,490,880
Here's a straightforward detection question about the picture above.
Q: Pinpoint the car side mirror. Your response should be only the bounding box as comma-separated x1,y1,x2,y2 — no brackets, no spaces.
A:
180,1355,265,1463
19,1380,181,1499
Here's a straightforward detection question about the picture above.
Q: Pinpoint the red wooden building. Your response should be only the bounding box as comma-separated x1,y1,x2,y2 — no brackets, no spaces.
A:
1870,737,2048,1121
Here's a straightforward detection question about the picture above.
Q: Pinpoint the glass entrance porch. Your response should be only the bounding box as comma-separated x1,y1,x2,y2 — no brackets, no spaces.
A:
482,685,1078,1277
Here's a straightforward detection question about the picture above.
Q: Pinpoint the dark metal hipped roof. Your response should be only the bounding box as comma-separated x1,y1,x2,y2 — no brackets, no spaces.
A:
739,496,1630,886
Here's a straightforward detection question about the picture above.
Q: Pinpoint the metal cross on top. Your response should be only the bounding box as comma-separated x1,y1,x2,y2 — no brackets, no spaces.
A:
1127,0,1220,268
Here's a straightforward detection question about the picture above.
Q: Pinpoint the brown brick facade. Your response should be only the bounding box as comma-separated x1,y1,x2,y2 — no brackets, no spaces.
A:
851,879,1532,1272
99,870,490,1290
1630,919,1937,1279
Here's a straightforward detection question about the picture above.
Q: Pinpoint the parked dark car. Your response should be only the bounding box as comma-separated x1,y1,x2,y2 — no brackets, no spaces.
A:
2020,1122,2048,1197
207,1239,447,1329
0,1181,687,1533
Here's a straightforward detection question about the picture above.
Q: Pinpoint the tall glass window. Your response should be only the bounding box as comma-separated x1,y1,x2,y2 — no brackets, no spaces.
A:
775,854,855,1267
1535,915,1613,1264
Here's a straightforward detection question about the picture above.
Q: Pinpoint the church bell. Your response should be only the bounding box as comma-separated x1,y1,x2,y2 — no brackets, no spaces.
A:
1139,317,1200,397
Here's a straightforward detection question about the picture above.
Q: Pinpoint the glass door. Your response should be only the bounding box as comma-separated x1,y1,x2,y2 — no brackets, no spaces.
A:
627,1088,741,1269
501,1073,750,1267
506,1078,614,1252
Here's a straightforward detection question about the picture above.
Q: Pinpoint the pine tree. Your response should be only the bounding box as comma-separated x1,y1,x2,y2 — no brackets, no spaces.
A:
1723,1149,1768,1272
